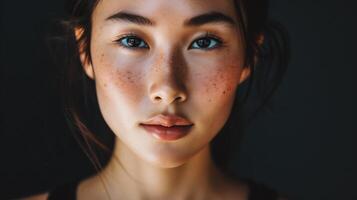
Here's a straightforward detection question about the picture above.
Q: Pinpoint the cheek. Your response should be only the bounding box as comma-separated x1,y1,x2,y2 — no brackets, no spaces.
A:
91,50,148,140
189,61,242,135
187,45,244,104
92,51,145,108
195,64,241,103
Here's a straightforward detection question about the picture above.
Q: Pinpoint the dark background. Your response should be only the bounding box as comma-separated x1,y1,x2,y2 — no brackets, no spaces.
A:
1,0,356,199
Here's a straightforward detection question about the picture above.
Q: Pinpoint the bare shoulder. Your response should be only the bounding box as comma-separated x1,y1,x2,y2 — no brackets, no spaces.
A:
20,192,49,200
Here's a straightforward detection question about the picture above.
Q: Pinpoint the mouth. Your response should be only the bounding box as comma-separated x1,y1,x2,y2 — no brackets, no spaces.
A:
140,114,194,141
140,124,193,141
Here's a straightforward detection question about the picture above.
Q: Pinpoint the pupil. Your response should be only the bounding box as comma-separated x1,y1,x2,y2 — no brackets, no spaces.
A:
198,39,210,47
128,37,140,47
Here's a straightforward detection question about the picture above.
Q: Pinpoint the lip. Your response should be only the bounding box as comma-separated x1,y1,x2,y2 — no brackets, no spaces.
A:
140,124,193,141
140,114,193,141
141,114,193,127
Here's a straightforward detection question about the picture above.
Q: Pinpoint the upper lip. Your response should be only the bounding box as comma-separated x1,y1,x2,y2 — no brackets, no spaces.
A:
141,114,193,127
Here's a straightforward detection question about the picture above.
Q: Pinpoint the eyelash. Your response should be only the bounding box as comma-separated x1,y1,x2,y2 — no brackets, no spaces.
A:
114,32,224,51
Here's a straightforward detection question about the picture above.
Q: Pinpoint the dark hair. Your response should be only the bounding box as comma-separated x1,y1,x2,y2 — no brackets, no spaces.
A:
53,0,289,178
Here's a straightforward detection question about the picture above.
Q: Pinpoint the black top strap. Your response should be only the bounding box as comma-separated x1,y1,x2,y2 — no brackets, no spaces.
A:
47,181,79,200
246,179,279,200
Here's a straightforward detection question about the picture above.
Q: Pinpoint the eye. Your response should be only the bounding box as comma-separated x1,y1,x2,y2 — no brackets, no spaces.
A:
189,36,222,50
117,35,149,49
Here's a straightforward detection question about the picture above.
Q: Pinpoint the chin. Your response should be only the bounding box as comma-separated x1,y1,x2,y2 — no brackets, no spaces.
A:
140,148,195,169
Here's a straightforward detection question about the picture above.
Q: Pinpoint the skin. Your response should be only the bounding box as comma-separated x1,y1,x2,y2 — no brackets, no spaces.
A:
24,0,256,199
80,0,251,199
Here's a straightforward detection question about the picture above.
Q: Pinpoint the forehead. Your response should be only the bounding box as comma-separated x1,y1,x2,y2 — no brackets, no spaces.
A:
93,0,238,24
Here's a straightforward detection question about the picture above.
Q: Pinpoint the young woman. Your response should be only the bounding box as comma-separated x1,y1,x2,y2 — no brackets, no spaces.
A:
25,0,289,199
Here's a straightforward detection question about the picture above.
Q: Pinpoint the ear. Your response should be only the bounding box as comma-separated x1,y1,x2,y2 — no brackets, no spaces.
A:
74,27,95,80
256,32,265,46
239,67,251,84
239,33,265,84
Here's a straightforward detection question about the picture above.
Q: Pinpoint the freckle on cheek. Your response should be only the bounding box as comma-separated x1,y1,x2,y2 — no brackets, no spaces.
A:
111,69,143,92
206,71,237,98
126,71,131,80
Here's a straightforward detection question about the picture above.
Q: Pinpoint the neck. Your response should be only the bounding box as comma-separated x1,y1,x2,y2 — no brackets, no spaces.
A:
98,138,225,200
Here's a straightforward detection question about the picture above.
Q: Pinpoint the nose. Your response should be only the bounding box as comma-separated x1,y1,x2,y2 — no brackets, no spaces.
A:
148,51,188,105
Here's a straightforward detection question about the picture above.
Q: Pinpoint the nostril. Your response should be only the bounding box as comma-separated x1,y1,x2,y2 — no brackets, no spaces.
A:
150,86,187,104
176,96,183,102
152,95,184,104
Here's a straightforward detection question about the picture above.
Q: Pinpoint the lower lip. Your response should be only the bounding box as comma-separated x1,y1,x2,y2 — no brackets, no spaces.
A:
140,124,193,141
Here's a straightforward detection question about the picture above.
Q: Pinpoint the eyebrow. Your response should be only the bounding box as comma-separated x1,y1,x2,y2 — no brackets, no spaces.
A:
106,11,154,25
105,11,236,27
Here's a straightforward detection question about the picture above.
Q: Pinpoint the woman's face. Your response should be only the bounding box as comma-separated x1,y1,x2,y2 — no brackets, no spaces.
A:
80,0,249,168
